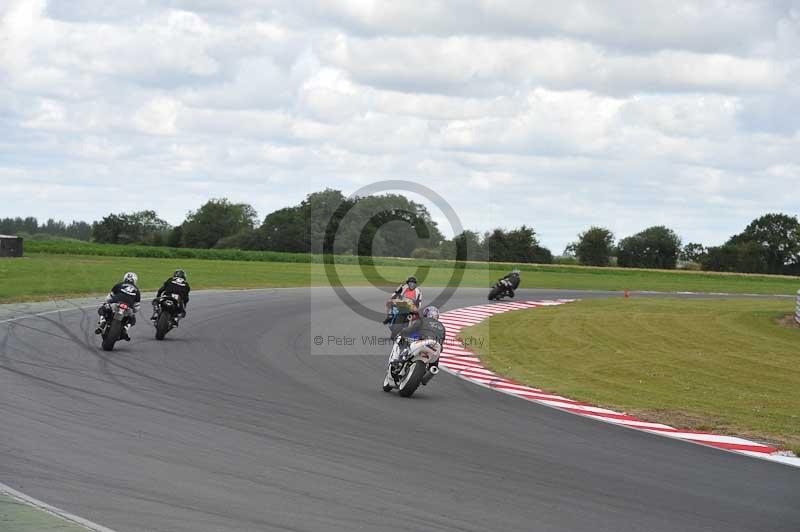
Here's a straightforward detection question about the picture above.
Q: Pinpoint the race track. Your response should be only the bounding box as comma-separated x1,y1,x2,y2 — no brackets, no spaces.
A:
1,288,798,532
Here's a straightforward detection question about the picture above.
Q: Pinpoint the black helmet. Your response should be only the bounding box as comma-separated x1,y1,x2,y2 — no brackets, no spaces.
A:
407,276,417,284
174,269,186,279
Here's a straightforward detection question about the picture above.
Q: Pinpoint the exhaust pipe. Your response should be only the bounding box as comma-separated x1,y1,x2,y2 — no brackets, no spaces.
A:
421,365,439,386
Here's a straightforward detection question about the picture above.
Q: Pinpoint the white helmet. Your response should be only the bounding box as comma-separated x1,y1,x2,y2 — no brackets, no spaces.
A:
422,306,440,320
123,272,138,285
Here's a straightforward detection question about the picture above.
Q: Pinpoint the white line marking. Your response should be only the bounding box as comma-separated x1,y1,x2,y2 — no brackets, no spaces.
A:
0,305,98,325
0,482,119,532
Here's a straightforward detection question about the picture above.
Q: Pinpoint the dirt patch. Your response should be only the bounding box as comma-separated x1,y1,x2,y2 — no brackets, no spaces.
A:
775,314,800,329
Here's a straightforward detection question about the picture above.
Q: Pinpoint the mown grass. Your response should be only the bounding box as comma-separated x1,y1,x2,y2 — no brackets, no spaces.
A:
0,253,500,302
0,494,88,532
8,240,800,298
463,298,800,454
2,249,800,303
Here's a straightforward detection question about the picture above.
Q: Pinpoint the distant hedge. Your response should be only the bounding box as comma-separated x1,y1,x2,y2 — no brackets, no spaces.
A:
25,240,315,263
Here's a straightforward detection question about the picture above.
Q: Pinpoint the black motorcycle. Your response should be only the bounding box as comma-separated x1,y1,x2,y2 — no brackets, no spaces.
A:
99,302,135,351
153,294,182,340
488,278,515,301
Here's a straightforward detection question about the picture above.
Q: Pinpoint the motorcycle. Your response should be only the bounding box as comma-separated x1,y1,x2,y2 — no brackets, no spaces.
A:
153,294,182,340
99,302,135,351
382,337,441,397
386,298,419,339
488,278,514,300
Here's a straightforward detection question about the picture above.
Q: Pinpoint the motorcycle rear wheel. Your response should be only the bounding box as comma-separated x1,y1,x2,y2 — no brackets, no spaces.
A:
102,320,122,351
155,312,170,340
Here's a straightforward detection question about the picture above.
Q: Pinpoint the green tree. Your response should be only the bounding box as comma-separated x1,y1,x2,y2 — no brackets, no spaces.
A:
701,244,740,272
257,207,310,252
617,226,682,269
573,227,615,266
453,230,486,261
680,242,707,263
305,189,352,253
531,245,553,264
180,199,258,249
92,210,170,244
485,226,550,263
338,194,444,257
167,225,183,248
702,242,768,273
728,213,800,274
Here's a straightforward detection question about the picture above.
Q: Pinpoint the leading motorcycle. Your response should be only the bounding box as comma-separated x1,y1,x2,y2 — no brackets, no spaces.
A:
386,298,419,339
488,278,514,300
99,302,135,351
382,337,441,397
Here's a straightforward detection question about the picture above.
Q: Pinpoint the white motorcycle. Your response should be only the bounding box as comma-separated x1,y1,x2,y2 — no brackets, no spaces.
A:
382,337,441,397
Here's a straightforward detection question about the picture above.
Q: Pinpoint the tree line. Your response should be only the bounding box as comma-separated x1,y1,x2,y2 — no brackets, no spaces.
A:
0,217,92,241
566,213,800,275
6,191,799,275
84,190,553,264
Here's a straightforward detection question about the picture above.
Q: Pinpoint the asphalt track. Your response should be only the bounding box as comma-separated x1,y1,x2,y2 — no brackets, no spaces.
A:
1,288,798,532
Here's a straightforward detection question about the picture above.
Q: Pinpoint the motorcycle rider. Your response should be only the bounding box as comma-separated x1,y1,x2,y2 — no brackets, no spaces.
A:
152,269,191,326
94,272,141,341
382,275,423,325
389,305,446,367
498,268,521,298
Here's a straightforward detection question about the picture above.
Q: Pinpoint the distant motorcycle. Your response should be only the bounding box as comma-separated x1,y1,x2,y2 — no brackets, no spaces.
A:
386,298,419,339
488,278,514,300
99,302,135,351
382,337,441,397
153,294,182,340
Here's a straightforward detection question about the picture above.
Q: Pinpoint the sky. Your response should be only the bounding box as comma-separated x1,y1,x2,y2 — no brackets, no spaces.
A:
1,0,799,253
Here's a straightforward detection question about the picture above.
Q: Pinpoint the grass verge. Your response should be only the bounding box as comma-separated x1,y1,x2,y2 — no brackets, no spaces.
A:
0,493,88,532
2,251,799,303
462,298,800,454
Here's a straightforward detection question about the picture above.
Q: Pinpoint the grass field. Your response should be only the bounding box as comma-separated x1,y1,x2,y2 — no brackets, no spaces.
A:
0,493,86,532
1,248,799,303
463,298,800,453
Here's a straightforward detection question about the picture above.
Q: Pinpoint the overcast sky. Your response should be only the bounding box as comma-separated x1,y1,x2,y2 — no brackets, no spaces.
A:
1,0,799,252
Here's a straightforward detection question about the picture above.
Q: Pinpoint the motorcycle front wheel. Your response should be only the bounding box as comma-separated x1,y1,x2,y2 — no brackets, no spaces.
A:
382,369,394,392
397,360,426,397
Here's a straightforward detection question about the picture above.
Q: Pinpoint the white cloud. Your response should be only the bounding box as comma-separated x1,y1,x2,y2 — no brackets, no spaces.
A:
1,0,799,253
